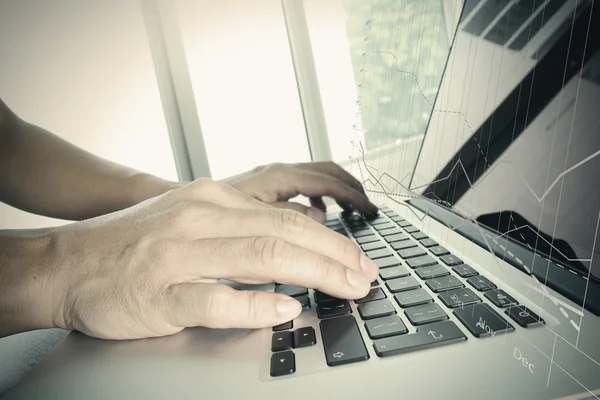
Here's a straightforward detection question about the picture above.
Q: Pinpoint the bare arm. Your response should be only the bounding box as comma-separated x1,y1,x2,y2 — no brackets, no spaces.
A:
0,98,182,221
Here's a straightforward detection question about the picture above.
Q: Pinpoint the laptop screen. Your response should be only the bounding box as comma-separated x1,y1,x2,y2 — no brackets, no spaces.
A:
411,0,600,282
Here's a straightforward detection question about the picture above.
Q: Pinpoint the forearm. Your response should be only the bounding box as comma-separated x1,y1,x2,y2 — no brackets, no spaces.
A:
0,99,183,220
0,229,61,337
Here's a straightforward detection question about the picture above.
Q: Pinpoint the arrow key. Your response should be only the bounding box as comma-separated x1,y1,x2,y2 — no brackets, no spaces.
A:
270,350,296,377
293,327,317,348
271,331,294,352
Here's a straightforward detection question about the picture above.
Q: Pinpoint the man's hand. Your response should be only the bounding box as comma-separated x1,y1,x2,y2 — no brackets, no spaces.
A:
221,162,378,224
39,179,377,340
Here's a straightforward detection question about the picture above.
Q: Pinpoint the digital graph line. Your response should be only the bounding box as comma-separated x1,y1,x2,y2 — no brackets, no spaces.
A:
350,1,600,393
523,148,600,202
356,141,599,330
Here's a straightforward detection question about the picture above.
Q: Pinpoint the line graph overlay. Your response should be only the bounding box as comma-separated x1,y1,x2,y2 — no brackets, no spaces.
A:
346,0,600,396
356,140,600,333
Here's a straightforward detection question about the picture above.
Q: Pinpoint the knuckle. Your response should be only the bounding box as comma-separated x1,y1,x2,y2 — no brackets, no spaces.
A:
252,236,289,269
187,178,222,198
273,208,307,237
201,287,228,327
241,291,262,321
264,162,284,172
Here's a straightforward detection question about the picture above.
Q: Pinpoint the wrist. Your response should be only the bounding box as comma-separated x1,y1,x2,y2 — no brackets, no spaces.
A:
0,228,65,336
126,173,186,207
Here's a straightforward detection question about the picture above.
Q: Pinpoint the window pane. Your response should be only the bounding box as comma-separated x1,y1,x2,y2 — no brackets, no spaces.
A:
304,0,455,190
174,0,312,180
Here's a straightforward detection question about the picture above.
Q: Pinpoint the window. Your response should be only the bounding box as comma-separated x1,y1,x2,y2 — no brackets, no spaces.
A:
303,0,455,186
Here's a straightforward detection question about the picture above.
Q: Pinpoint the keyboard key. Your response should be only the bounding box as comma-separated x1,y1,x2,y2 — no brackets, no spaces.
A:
361,241,386,252
371,280,379,287
352,229,373,238
419,238,438,248
366,248,394,260
505,305,544,328
394,288,433,308
334,228,349,238
373,321,466,357
384,233,409,243
270,350,295,377
355,287,386,304
485,289,518,308
405,303,448,325
297,295,311,310
275,285,308,298
325,214,339,224
370,217,389,226
438,288,481,308
355,235,378,245
375,255,401,269
325,221,344,231
272,331,294,352
386,276,421,293
467,276,497,292
404,226,419,234
411,232,428,240
429,246,450,257
439,254,463,266
379,265,410,280
347,222,367,232
390,216,405,223
374,222,396,231
397,220,412,228
391,240,417,251
317,299,352,319
454,303,514,337
314,291,339,304
293,327,317,348
365,315,408,339
357,299,396,320
405,255,437,269
379,227,404,236
273,321,293,332
453,264,479,278
426,275,464,292
320,315,369,366
415,264,450,280
398,247,427,259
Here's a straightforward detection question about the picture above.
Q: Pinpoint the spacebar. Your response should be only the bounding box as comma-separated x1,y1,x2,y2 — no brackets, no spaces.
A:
373,321,466,357
320,315,369,366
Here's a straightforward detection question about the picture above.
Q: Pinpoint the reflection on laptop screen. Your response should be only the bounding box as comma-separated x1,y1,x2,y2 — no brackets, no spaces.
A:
411,0,600,286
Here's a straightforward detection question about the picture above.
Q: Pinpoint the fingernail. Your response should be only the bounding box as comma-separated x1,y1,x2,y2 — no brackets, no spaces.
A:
360,253,378,276
346,268,370,292
307,207,326,223
277,298,301,319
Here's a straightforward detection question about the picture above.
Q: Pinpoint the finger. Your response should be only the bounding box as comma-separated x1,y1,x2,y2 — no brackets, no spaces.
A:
309,196,327,213
169,178,271,210
183,237,374,299
174,207,378,279
271,201,326,223
285,170,378,217
297,162,368,196
165,283,301,329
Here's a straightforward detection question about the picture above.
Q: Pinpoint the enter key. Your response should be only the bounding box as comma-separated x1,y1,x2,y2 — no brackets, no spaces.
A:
373,320,467,357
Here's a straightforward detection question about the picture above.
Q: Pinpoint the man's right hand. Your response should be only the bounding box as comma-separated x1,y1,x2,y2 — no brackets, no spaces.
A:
47,179,378,340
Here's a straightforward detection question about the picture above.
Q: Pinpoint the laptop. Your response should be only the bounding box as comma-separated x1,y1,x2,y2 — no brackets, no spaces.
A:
6,1,600,399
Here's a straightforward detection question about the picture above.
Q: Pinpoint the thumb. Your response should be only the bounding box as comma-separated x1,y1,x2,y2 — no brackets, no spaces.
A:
271,201,326,224
165,283,301,329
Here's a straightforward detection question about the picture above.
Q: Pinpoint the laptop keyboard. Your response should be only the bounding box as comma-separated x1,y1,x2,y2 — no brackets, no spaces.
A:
268,206,546,377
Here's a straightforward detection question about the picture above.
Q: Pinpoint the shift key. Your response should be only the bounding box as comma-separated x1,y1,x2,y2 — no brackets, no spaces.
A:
320,315,369,366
